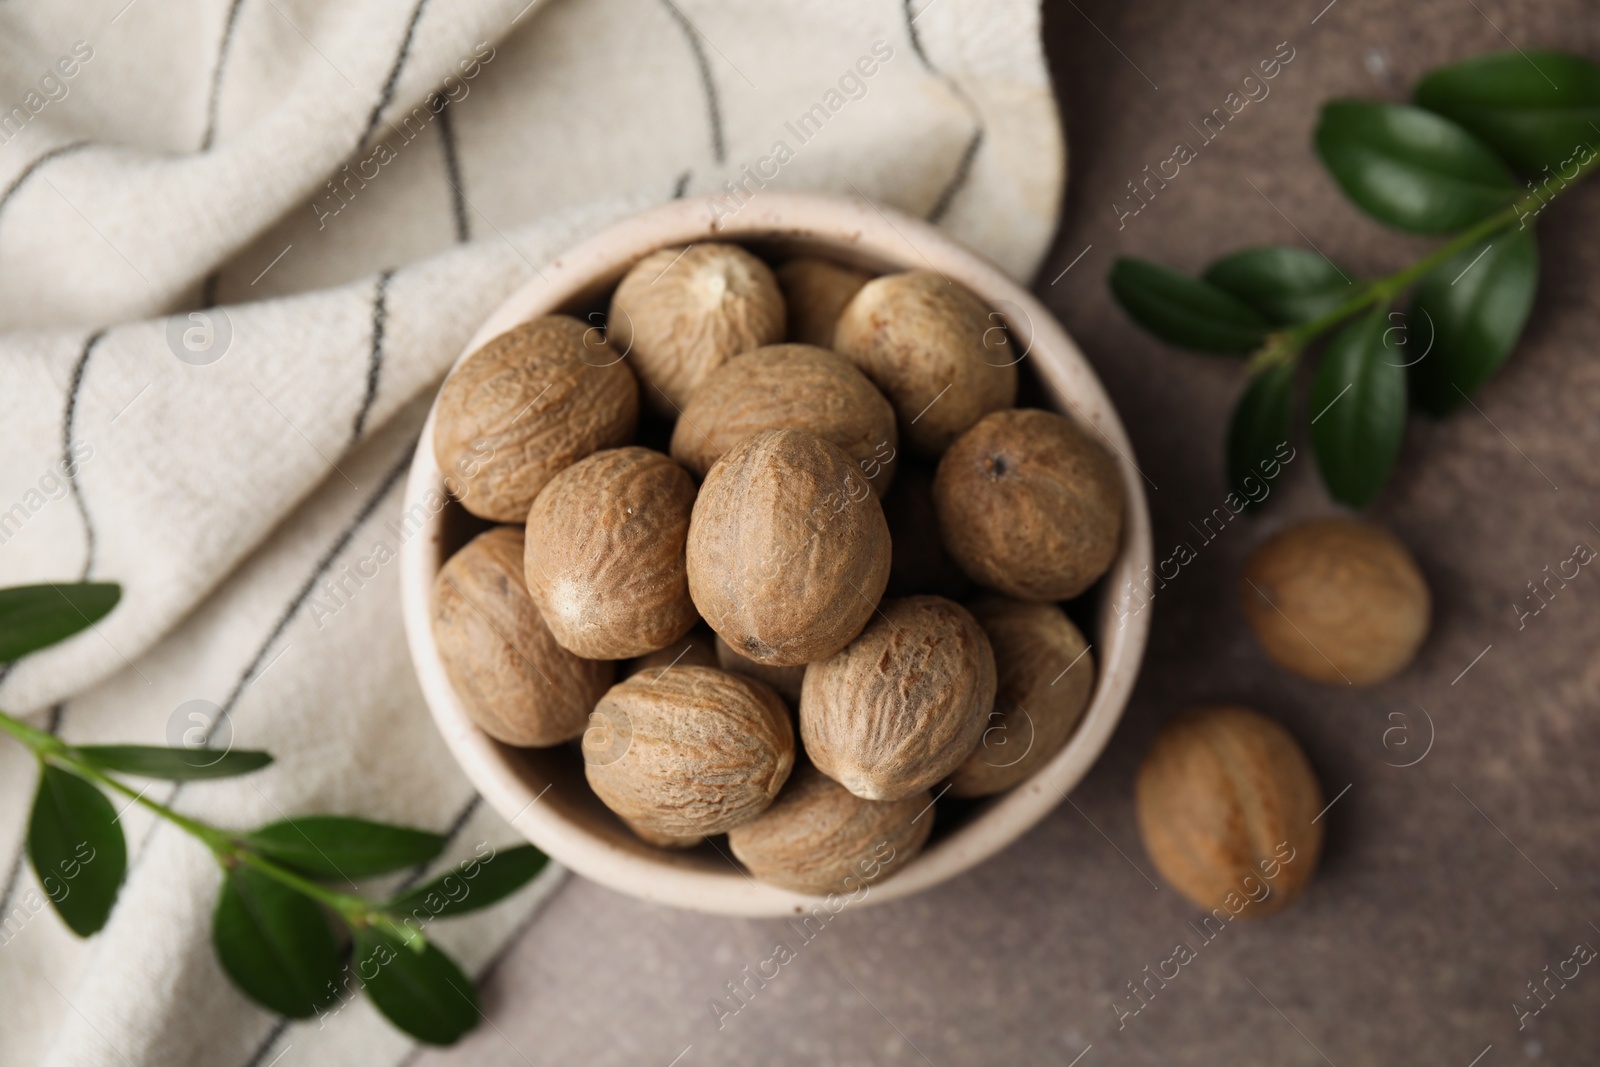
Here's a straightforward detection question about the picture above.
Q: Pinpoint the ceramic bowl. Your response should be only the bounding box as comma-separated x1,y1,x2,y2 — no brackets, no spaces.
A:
399,191,1152,916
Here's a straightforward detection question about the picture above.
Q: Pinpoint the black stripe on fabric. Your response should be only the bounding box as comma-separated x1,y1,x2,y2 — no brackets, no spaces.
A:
389,794,483,896
351,270,394,448
672,170,691,199
360,0,432,148
201,0,250,150
435,100,470,243
900,0,986,222
239,1018,291,1067
65,331,106,580
0,140,90,222
658,0,726,164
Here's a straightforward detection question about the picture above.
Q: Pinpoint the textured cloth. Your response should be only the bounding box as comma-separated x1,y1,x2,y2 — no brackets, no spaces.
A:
0,1,1063,1064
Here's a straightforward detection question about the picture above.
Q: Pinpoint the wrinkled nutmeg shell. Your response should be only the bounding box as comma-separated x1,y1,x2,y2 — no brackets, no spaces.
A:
946,598,1095,797
608,243,785,414
687,428,891,667
775,257,873,348
934,408,1124,601
714,634,805,705
583,666,794,838
1241,518,1430,686
833,270,1017,455
728,764,932,895
1136,706,1323,915
432,527,612,747
801,596,996,801
433,315,638,521
671,344,898,497
622,818,703,851
524,447,698,660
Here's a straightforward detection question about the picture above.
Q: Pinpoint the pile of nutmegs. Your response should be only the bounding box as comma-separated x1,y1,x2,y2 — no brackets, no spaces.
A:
430,243,1123,895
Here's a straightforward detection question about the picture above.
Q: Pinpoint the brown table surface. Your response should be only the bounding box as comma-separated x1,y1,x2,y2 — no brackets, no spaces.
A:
422,2,1600,1063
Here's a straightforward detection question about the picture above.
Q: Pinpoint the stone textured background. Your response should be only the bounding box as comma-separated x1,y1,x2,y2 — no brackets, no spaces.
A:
424,1,1600,1063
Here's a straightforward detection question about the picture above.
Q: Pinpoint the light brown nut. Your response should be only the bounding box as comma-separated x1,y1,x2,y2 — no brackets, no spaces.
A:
800,596,996,801
1241,518,1430,685
934,408,1125,601
832,270,1017,455
728,764,932,895
946,599,1095,797
626,628,718,680
1136,706,1323,915
524,447,698,659
582,667,794,837
714,634,805,705
687,428,891,666
608,243,785,414
431,527,612,747
775,257,872,347
882,462,971,599
670,344,898,496
622,818,703,851
433,315,638,521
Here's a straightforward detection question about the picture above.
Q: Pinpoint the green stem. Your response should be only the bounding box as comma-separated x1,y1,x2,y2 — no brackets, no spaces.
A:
1252,146,1600,371
0,707,409,930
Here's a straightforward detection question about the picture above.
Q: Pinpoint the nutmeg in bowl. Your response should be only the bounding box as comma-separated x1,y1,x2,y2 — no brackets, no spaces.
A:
399,192,1152,916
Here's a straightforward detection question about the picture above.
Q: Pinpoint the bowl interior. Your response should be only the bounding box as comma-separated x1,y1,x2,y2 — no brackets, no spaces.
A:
400,193,1153,916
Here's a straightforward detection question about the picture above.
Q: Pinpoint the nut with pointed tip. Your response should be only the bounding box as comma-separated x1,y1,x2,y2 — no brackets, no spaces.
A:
524,447,698,660
728,764,933,894
431,527,612,747
687,428,891,666
946,599,1095,797
934,408,1124,601
582,667,794,838
801,596,996,801
775,257,872,347
608,242,785,414
433,315,638,521
1135,706,1323,915
832,270,1017,454
1241,518,1430,685
670,344,898,496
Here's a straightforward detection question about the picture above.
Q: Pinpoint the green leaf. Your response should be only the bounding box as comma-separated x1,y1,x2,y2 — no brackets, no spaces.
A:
1202,246,1358,325
353,927,479,1046
1415,49,1600,173
1408,229,1539,416
0,583,121,662
385,845,548,921
244,816,446,882
1109,257,1271,352
74,745,273,781
27,766,127,937
212,865,342,1019
1226,360,1298,511
1310,308,1408,507
1314,100,1518,233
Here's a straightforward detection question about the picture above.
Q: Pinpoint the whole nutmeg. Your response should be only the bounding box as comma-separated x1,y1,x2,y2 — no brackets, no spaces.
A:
626,628,718,680
431,527,612,747
882,463,970,599
583,667,794,837
934,408,1125,601
714,634,805,705
670,345,898,496
687,428,891,666
946,598,1095,797
524,447,698,659
728,764,932,895
608,243,784,414
1241,518,1430,685
833,271,1017,454
801,596,996,801
1136,706,1323,915
433,315,638,521
775,257,872,347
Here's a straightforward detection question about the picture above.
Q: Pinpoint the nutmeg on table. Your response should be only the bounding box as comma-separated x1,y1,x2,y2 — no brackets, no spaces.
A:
429,242,1125,894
